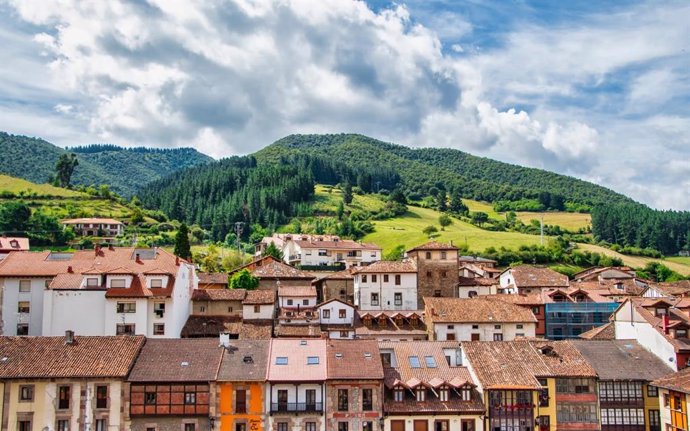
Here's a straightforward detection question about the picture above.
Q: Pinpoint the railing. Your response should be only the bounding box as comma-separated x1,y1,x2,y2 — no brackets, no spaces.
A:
297,264,345,271
270,402,323,413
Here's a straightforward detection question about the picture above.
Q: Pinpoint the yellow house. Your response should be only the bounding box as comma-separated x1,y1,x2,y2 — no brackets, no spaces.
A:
218,339,270,431
0,333,144,431
652,367,690,431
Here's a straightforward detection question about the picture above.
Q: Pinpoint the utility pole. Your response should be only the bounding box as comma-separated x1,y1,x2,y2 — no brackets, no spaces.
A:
234,222,245,255
540,213,544,246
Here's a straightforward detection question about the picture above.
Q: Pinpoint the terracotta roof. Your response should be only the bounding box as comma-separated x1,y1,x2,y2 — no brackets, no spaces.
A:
326,339,384,380
571,340,672,381
49,273,94,290
274,324,323,338
239,320,274,339
217,340,270,381
318,298,355,309
652,367,690,393
573,266,635,281
128,339,223,382
425,297,537,323
578,322,615,340
407,241,459,252
198,272,228,286
355,310,427,338
104,274,174,299
315,268,356,281
192,288,247,301
180,315,243,338
267,339,328,381
654,281,690,297
243,290,276,305
504,265,569,288
227,255,281,276
252,261,316,279
0,335,144,379
294,239,381,250
0,236,29,251
62,218,124,225
483,293,544,305
615,298,690,352
278,285,317,297
354,259,417,274
459,256,497,264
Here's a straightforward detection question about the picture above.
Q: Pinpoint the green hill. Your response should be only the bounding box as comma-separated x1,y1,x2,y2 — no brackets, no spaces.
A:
0,132,213,197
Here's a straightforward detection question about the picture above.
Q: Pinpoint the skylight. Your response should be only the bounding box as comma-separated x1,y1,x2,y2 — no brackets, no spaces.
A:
276,357,288,365
307,356,319,365
46,252,74,261
408,356,421,368
424,356,437,368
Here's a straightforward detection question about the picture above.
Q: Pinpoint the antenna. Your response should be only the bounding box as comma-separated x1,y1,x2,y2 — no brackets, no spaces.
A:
234,222,245,254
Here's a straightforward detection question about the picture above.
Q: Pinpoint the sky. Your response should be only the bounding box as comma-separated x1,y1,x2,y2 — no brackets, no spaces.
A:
0,0,688,209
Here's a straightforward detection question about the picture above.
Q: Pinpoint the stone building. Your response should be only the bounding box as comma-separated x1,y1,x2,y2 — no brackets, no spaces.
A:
406,241,460,305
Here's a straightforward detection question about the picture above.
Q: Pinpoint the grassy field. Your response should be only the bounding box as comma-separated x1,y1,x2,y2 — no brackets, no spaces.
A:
464,198,591,231
362,205,545,253
578,243,690,276
668,256,690,266
312,185,386,214
0,174,85,197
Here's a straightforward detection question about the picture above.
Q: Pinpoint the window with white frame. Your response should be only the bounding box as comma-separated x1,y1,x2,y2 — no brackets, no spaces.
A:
19,280,31,292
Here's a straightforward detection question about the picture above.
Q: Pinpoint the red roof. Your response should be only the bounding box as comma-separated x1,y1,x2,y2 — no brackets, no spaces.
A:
0,236,29,252
62,218,124,225
267,339,327,381
407,241,459,252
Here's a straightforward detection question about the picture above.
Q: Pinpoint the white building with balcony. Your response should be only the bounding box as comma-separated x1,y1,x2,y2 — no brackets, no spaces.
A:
354,260,418,310
283,236,381,269
61,218,125,237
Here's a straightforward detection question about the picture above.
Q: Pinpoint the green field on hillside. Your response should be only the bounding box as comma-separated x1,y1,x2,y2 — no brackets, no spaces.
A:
465,198,591,231
579,243,690,276
0,174,85,197
312,185,386,214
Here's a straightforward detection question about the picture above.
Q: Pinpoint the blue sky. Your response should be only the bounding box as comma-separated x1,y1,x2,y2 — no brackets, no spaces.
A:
0,0,688,209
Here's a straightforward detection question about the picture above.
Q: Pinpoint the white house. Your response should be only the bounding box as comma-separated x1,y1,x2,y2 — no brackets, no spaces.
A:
242,290,276,320
424,297,537,341
278,285,317,309
283,236,381,268
354,260,418,310
499,265,569,294
61,218,125,237
317,299,355,339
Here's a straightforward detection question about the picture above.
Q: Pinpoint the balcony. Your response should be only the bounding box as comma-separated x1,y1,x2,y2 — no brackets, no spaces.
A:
270,402,323,414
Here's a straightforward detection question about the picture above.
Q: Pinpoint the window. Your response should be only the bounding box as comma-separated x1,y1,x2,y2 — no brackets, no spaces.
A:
276,357,288,365
425,356,437,368
516,324,523,329
338,423,348,431
307,356,320,365
17,301,30,313
58,385,71,409
305,389,316,409
184,424,195,431
19,385,34,402
86,277,99,287
153,323,165,335
395,275,401,285
287,299,294,306
441,271,447,278
371,293,379,306
416,388,426,401
468,291,478,298
439,387,449,401
461,386,472,400
433,290,441,297
383,275,389,283
110,278,126,288
493,334,503,341
145,391,156,404
441,251,447,259
96,385,108,409
184,392,196,404
648,385,658,397
362,388,373,411
381,352,392,367
340,331,349,338
236,389,247,413
57,420,69,431
116,324,135,335
323,309,331,319
318,249,327,256
425,252,432,259
253,305,260,313
557,378,593,394
394,387,404,401
409,356,421,368
494,324,501,329
18,421,31,431
338,389,349,411
305,423,316,431
394,292,402,306
363,422,373,431
16,324,28,335
200,306,206,312
532,306,540,315
19,280,31,292
362,275,367,283
426,271,432,277
471,324,479,329
339,309,346,318
116,302,136,313
302,299,309,306
649,410,661,429
95,419,106,431
372,275,377,283
150,278,163,288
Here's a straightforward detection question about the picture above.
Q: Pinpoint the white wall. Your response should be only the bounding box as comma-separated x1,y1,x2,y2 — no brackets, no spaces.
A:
280,296,318,309
2,277,49,335
165,263,194,338
269,383,324,405
327,330,355,339
354,273,417,310
457,285,496,298
318,302,354,325
433,321,536,341
43,290,108,336
499,271,516,292
243,304,275,320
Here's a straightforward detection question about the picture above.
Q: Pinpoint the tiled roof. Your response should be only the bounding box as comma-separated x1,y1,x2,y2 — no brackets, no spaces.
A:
294,239,381,250
49,273,93,290
0,236,29,251
571,340,672,381
327,339,384,380
239,320,274,339
459,256,497,264
652,367,690,393
505,265,569,288
198,272,228,286
383,398,485,414
654,280,690,297
252,261,316,279
354,259,417,274
274,324,323,338
578,323,615,340
128,339,223,382
618,298,690,352
0,335,144,379
192,288,247,301
355,310,426,338
267,339,328,381
243,289,276,305
407,241,459,252
217,340,270,381
278,285,317,297
425,297,537,323
573,279,647,297
180,315,243,338
573,266,635,281
227,255,282,276
315,268,356,281
62,218,124,225
104,274,174,298
482,293,544,305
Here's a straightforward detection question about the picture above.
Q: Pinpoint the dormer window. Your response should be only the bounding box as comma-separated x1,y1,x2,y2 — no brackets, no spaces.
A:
378,316,387,327
395,316,403,327
394,387,404,402
150,279,163,288
363,316,372,327
461,385,472,401
655,307,668,317
110,279,126,288
552,294,566,303
676,329,687,338
416,388,426,402
86,278,99,287
574,295,586,302
410,315,419,327
439,386,449,401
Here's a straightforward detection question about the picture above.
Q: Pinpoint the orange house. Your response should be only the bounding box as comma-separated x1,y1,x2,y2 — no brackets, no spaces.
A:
218,340,270,431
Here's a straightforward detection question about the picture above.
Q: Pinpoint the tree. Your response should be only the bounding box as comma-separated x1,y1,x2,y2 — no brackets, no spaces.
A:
439,214,452,230
0,202,32,233
389,188,408,205
384,244,406,261
174,223,192,260
229,269,259,290
55,153,79,188
470,212,489,227
436,190,447,212
422,225,438,237
336,201,344,220
449,191,468,215
264,241,284,260
130,207,144,224
343,182,353,205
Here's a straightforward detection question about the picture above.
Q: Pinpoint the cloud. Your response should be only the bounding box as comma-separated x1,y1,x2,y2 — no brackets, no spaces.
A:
1,0,689,210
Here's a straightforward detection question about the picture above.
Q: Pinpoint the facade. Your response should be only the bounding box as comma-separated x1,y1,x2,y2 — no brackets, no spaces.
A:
379,341,484,431
279,286,318,310
198,272,229,289
61,218,125,237
651,367,690,431
572,267,636,283
315,269,356,304
482,294,546,337
284,237,381,269
406,242,460,304
643,281,690,299
424,297,537,341
457,278,499,299
217,340,270,431
355,311,427,341
354,260,418,311
125,338,223,431
318,299,356,339
251,261,317,291
543,289,619,340
326,340,384,431
0,333,144,431
266,339,327,431
499,265,569,294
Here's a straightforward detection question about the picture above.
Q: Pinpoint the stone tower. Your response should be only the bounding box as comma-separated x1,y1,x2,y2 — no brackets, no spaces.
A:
406,241,459,306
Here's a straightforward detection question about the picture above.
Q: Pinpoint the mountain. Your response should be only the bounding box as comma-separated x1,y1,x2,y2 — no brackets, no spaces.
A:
255,133,632,208
0,132,213,196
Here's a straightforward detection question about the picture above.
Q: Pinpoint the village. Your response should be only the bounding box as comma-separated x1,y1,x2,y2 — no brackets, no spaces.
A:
1,228,690,431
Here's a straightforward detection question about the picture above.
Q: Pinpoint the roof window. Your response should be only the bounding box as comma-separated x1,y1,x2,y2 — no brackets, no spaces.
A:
408,356,421,368
307,356,319,365
276,357,288,365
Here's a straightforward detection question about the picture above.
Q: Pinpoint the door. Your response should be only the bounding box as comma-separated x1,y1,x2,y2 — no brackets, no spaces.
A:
461,421,474,431
391,421,405,431
414,420,428,431
277,390,288,411
434,421,449,431
305,389,316,411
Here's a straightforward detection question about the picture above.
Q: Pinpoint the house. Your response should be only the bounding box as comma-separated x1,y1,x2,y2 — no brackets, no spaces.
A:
406,241,460,303
0,246,196,337
459,255,500,279
0,333,144,431
285,236,381,269
191,288,246,317
0,236,29,253
217,339,270,431
541,288,618,339
250,260,317,290
457,277,499,299
125,338,223,431
572,266,636,282
275,286,321,339
355,311,427,342
243,290,277,320
279,286,318,310
354,260,418,310
256,234,340,258
424,297,537,341
612,298,690,370
572,340,672,431
573,278,649,301
61,217,125,237
314,268,356,304
482,294,546,337
325,339,384,431
228,255,282,274
644,280,690,299
463,340,599,431
379,340,484,431
651,367,690,431
318,299,356,339
198,272,229,289
266,339,327,431
499,265,569,294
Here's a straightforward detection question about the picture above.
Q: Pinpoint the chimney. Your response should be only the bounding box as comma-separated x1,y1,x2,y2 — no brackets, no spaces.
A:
108,244,114,251
135,253,142,263
176,256,180,266
67,266,73,273
64,330,75,345
95,244,101,255
663,315,670,334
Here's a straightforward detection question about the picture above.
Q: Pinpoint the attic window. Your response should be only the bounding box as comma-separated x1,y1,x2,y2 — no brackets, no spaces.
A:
335,353,343,359
424,356,437,368
307,356,319,365
276,357,288,365
300,340,308,346
655,307,668,317
181,361,189,367
408,356,421,368
364,352,372,359
243,356,254,364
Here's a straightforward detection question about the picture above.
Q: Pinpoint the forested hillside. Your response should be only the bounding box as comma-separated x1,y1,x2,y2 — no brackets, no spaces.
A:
0,132,212,196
